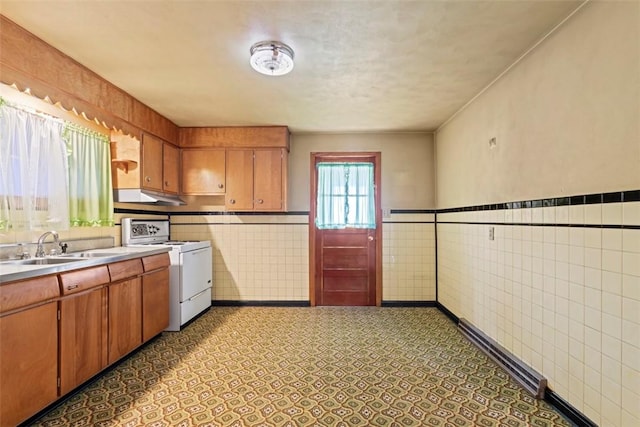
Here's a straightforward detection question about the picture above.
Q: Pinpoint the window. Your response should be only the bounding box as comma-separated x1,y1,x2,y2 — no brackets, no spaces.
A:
315,162,375,229
0,101,69,230
0,98,113,231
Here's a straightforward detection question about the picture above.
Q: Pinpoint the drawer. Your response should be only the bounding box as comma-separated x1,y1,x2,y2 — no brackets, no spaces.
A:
142,253,170,272
59,266,110,295
0,275,60,314
108,259,143,282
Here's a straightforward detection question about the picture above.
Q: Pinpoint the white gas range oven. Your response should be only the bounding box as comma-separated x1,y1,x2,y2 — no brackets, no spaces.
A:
122,218,212,331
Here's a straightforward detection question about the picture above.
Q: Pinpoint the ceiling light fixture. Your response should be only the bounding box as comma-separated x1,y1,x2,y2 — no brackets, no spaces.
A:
249,41,295,76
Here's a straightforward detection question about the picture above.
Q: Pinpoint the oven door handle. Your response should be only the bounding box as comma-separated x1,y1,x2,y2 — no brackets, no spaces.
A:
188,248,210,256
189,289,210,301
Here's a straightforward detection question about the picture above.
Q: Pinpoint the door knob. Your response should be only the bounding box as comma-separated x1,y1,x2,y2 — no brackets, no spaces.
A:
368,236,374,241
229,199,235,204
218,183,224,189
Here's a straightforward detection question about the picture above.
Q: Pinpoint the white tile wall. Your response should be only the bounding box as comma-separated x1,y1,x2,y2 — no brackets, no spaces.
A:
170,212,437,303
437,201,640,426
382,214,436,301
171,215,309,301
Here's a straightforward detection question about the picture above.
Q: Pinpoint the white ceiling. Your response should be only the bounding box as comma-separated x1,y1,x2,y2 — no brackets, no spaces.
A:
2,1,584,133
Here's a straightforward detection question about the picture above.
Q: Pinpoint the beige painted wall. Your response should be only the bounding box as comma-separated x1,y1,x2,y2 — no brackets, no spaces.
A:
288,132,435,211
435,1,640,209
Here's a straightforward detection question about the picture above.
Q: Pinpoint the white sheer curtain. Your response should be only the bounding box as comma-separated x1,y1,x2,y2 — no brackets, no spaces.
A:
0,102,70,231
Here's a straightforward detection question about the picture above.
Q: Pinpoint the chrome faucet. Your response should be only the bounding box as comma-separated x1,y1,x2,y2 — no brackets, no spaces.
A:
35,231,60,257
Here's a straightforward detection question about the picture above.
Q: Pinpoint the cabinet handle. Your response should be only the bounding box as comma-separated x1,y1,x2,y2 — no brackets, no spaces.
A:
218,183,224,189
145,176,151,182
229,199,235,204
165,181,169,186
256,199,263,204
67,284,79,290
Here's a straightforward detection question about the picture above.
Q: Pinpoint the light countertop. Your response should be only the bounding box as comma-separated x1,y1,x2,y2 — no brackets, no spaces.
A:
0,246,171,283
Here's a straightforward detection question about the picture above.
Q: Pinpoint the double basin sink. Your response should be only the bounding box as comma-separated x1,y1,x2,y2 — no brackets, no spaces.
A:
3,251,126,265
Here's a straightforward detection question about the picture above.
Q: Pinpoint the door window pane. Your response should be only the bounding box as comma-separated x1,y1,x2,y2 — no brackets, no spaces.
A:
315,162,375,229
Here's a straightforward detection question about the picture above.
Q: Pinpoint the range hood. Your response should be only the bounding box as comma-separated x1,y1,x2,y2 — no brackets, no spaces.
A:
113,189,185,206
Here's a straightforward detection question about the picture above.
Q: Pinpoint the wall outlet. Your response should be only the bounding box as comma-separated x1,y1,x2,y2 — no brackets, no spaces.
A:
382,208,391,219
489,226,495,240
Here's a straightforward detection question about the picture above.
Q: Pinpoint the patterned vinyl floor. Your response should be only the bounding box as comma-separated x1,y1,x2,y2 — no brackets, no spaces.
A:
31,307,571,426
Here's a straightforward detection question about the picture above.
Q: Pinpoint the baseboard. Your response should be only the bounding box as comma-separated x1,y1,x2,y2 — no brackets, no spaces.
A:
435,302,459,323
458,318,547,399
545,389,597,427
382,300,437,307
211,300,310,307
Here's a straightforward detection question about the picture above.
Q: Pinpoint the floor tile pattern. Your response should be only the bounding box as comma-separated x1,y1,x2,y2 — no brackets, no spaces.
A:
32,307,570,426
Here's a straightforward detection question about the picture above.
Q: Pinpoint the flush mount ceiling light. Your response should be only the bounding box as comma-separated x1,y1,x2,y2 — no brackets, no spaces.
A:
249,41,295,76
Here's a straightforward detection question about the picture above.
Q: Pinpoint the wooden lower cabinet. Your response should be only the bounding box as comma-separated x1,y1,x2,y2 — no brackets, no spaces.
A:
108,277,142,364
142,268,170,341
0,254,170,425
59,287,108,395
0,302,59,427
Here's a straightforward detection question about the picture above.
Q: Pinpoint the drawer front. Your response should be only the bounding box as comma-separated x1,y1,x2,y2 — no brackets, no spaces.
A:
108,259,143,282
59,266,110,295
142,253,170,272
0,276,60,314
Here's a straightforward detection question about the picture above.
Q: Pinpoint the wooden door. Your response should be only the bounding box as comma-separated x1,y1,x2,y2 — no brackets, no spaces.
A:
141,133,163,191
162,143,179,194
254,149,283,210
59,287,108,395
0,302,59,427
142,268,170,341
226,149,254,210
309,153,382,306
108,277,142,364
181,149,226,194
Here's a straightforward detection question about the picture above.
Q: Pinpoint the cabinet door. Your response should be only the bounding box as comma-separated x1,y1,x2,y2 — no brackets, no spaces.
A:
142,133,163,191
142,268,170,341
60,288,108,395
181,149,226,194
163,143,180,194
225,149,254,210
108,277,142,364
254,149,284,211
0,302,58,427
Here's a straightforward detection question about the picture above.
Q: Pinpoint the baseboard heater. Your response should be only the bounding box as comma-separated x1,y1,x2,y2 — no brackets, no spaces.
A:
458,318,547,399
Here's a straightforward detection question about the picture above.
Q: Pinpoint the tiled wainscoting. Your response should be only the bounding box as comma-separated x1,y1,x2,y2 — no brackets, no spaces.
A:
382,212,436,301
168,211,437,303
170,214,310,301
437,193,640,426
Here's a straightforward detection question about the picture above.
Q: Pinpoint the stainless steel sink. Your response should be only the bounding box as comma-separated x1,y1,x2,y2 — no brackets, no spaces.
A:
62,252,115,258
5,257,83,265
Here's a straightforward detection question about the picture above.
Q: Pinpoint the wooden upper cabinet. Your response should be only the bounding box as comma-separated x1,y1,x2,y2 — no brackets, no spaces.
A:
181,149,226,195
226,148,287,211
141,133,164,191
163,143,179,194
226,150,255,210
254,149,285,211
178,126,289,149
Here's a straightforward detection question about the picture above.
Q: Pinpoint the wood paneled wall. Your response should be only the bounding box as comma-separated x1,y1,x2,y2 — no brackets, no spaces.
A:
179,126,290,149
0,16,178,143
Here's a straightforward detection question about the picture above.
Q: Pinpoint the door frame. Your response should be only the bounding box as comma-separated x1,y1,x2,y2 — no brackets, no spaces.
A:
309,152,382,306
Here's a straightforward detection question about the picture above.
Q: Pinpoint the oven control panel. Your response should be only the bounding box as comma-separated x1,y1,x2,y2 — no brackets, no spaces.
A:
122,218,170,245
131,223,162,236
